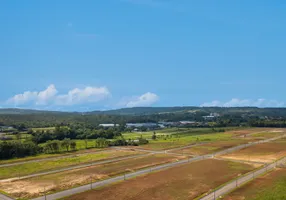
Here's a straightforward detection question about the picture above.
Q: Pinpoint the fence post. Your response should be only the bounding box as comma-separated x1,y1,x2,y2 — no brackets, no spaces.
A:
90,176,92,189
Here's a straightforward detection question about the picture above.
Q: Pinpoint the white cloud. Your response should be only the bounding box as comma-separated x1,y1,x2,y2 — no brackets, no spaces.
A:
201,98,285,108
7,85,110,107
56,86,110,106
125,92,159,107
36,84,58,105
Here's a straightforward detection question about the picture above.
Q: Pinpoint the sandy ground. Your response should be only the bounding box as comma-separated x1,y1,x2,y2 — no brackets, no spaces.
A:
64,159,255,200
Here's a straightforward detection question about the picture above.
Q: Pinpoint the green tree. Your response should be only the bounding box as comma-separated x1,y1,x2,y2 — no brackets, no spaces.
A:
61,138,71,152
70,141,77,151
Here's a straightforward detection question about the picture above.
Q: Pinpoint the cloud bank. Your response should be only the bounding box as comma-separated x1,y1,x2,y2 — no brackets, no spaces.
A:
7,84,110,107
118,92,159,108
201,98,285,108
6,85,159,109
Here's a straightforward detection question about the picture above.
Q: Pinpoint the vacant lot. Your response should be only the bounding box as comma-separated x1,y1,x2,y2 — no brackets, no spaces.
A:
224,168,286,200
0,150,142,179
220,140,286,163
0,154,185,199
171,140,248,156
0,148,109,165
135,128,281,151
64,159,255,200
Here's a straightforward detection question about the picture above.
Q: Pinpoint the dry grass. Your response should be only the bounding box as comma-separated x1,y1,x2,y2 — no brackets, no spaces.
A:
224,168,286,200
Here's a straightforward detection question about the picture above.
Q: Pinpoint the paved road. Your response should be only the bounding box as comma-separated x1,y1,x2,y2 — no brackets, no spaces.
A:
0,149,116,168
31,134,286,200
0,193,15,200
0,153,152,183
200,156,286,200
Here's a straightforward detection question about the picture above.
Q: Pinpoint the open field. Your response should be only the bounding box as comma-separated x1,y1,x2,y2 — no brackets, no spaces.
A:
220,138,286,163
0,150,142,179
171,140,249,155
224,168,286,200
63,159,256,200
32,127,56,132
130,128,283,151
0,154,185,199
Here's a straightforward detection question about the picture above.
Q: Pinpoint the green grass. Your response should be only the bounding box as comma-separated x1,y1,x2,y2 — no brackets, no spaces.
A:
0,150,140,179
32,127,56,131
251,131,285,138
140,132,234,150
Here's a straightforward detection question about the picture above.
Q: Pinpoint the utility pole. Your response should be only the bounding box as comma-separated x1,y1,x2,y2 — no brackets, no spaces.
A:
44,186,47,200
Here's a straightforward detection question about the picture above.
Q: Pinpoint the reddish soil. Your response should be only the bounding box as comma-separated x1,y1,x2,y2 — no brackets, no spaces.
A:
65,159,255,200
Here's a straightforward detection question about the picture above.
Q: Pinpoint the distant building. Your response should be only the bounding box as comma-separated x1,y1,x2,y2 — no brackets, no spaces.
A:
126,123,158,128
203,113,220,120
179,121,197,125
99,124,119,128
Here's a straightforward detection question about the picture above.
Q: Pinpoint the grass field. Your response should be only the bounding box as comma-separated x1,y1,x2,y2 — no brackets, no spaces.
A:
0,150,142,179
0,154,186,199
32,127,56,131
220,138,286,163
129,128,282,151
224,168,286,200
0,148,108,165
63,159,256,200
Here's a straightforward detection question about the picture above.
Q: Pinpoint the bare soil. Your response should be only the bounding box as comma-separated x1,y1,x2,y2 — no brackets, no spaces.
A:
64,159,255,200
220,141,286,163
0,154,185,199
171,140,248,156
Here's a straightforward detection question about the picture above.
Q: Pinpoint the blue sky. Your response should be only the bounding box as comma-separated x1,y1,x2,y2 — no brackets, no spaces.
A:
0,0,286,111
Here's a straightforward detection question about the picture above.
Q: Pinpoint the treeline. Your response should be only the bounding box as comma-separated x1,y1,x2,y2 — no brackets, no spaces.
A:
0,141,41,159
249,119,286,127
31,126,123,144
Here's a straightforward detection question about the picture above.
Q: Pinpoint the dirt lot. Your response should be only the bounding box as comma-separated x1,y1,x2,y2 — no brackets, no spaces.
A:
0,154,185,199
64,159,255,200
224,168,286,200
171,140,248,156
220,140,286,163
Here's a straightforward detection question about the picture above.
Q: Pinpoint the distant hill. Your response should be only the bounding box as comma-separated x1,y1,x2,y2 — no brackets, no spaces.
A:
1,107,286,117
0,108,65,115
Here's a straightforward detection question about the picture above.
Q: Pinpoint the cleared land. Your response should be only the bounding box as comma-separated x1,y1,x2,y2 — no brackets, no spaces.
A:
224,168,286,200
0,154,185,199
171,140,249,156
0,150,142,179
220,138,286,163
64,159,256,200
